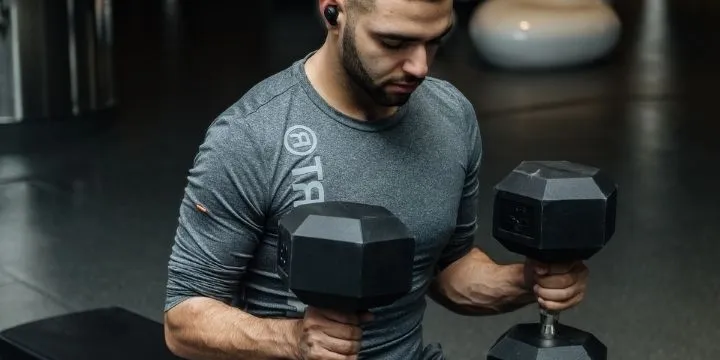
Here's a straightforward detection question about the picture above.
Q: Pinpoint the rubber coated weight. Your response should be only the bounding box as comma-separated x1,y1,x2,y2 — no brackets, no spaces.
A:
492,160,617,263
486,161,618,360
277,201,415,312
487,323,607,360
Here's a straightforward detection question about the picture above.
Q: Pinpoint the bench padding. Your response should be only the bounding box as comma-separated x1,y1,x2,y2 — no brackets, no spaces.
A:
0,307,183,360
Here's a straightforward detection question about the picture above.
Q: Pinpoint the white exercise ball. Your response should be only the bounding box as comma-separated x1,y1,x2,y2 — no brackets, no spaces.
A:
469,0,621,69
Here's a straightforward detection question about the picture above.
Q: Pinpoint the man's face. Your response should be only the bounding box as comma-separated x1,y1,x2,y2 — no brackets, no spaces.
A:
340,0,454,107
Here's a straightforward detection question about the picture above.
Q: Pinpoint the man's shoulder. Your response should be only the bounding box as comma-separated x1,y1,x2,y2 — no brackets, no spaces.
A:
419,76,469,102
416,77,474,116
200,61,307,156
415,77,477,129
221,62,303,125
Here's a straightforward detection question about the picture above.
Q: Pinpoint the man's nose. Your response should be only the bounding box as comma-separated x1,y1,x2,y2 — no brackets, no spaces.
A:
403,46,429,79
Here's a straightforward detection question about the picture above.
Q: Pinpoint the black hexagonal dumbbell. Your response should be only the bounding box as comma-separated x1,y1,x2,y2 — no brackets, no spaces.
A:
277,201,415,313
487,160,618,360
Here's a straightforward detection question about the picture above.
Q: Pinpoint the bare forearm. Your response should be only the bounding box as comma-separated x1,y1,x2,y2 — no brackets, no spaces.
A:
164,297,299,360
429,248,536,316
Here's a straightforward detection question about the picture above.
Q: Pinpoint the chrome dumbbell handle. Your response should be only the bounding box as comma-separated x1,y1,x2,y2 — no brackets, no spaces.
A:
539,307,559,339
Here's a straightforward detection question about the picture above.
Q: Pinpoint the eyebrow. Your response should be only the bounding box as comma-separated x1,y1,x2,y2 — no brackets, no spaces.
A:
373,23,454,43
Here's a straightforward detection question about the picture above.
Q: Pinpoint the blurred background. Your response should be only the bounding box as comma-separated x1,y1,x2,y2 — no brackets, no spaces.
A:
0,0,719,359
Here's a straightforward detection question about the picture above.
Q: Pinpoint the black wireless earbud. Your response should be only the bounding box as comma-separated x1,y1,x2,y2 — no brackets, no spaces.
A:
324,5,339,26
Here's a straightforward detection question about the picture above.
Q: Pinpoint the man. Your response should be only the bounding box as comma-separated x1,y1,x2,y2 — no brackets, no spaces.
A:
163,0,589,359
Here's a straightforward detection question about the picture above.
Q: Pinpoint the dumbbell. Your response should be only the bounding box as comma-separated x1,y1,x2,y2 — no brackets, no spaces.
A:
277,201,415,313
487,160,618,360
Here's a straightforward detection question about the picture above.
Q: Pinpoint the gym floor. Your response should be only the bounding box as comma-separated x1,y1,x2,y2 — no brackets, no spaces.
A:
1,0,719,359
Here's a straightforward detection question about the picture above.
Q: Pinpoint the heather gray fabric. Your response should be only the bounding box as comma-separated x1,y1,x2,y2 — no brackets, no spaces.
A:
165,52,483,360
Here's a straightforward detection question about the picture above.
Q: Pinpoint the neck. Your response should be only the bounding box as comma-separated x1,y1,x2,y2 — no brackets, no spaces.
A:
304,41,398,122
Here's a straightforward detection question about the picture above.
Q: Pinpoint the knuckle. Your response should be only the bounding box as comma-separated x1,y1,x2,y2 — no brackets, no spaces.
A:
345,340,360,354
307,331,321,345
349,325,362,340
304,316,318,328
303,322,312,332
304,323,316,334
310,343,325,357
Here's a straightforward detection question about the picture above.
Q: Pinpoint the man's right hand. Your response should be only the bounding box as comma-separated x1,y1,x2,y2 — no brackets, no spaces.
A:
293,306,374,360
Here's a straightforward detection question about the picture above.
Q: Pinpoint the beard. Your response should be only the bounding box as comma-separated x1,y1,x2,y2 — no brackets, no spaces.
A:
341,24,421,107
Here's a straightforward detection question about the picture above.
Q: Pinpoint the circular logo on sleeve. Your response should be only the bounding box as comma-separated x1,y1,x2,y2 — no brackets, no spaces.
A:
284,125,318,156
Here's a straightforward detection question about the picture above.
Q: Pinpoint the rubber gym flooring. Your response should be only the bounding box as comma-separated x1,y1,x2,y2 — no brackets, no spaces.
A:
1,1,719,359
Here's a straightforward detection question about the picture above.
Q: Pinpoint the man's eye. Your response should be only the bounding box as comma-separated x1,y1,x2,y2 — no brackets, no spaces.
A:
382,40,404,49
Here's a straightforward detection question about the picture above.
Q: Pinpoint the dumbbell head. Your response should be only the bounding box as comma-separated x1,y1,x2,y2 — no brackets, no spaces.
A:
487,323,607,360
277,201,415,312
492,161,618,263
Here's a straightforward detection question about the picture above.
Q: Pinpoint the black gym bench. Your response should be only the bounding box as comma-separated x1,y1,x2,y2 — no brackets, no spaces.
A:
0,307,184,360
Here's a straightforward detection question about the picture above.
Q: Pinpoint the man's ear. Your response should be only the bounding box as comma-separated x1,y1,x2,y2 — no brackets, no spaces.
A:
319,0,345,29
324,5,339,26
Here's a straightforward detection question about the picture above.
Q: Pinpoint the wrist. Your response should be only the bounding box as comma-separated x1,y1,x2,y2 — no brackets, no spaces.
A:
233,316,302,360
498,262,537,304
284,318,302,360
505,262,533,292
265,318,302,360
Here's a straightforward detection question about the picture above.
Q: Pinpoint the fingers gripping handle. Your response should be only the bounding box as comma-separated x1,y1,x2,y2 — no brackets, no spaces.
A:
539,307,559,339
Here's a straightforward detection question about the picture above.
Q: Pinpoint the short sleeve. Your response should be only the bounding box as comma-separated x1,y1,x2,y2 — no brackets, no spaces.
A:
435,94,482,273
164,112,269,311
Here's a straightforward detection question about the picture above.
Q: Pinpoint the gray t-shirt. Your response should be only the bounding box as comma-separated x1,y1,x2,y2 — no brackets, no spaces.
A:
165,53,483,360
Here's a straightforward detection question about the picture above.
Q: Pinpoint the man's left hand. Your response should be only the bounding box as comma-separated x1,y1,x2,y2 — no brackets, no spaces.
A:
525,259,590,311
